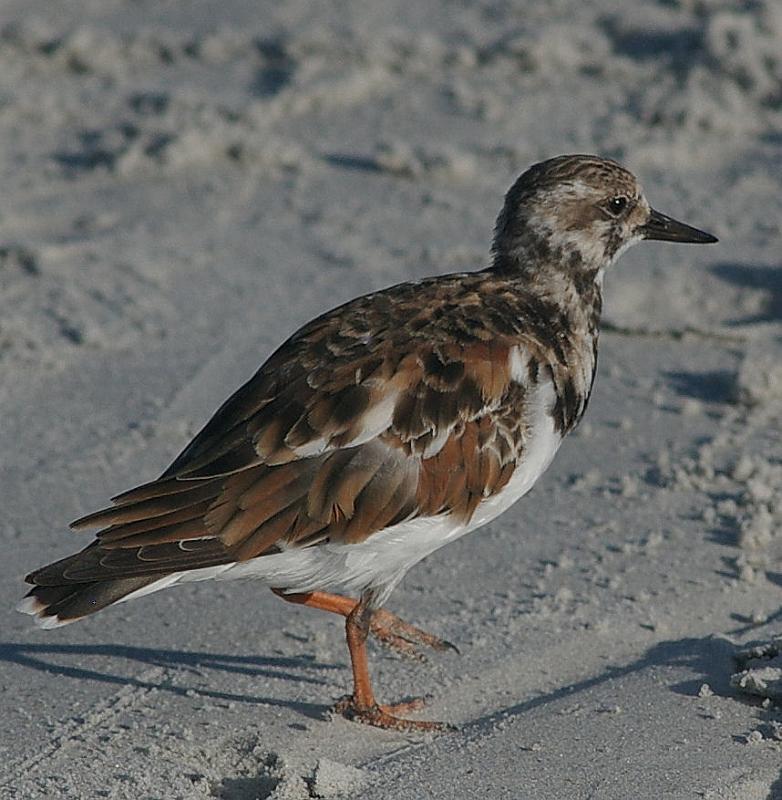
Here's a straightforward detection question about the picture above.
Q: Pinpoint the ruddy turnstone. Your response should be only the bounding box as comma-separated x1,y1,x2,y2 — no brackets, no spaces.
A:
19,155,717,731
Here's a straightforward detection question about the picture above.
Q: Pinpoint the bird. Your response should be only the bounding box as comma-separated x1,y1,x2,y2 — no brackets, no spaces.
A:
19,154,718,731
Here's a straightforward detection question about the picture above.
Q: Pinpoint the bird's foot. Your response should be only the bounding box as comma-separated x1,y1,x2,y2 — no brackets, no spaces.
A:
369,609,459,661
333,694,450,732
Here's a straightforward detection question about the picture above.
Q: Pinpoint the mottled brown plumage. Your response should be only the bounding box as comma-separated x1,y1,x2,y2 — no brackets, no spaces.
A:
51,270,593,580
20,154,717,730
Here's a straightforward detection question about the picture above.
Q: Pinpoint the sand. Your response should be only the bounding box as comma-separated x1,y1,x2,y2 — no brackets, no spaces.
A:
1,0,781,797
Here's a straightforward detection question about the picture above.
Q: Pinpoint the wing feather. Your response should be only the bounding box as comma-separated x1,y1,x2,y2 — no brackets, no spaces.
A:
33,274,575,590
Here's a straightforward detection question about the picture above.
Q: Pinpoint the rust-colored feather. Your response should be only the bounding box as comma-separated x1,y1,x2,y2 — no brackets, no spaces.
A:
72,480,221,530
34,267,602,592
98,500,214,544
233,507,299,560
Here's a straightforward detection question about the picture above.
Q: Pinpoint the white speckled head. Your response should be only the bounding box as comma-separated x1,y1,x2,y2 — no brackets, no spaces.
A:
492,154,717,279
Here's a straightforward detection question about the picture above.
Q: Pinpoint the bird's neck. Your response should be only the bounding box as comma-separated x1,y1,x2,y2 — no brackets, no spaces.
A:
490,245,604,339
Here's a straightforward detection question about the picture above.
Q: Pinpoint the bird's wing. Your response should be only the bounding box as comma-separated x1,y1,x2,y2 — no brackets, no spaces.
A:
29,277,545,586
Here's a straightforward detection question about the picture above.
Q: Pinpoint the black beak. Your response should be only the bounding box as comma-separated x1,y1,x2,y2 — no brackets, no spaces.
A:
640,208,718,244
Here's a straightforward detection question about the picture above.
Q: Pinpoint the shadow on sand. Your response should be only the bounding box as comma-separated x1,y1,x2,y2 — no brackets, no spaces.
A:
0,641,341,720
466,634,741,732
710,262,782,325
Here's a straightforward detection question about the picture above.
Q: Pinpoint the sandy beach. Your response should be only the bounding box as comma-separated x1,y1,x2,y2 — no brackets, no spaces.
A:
1,1,781,797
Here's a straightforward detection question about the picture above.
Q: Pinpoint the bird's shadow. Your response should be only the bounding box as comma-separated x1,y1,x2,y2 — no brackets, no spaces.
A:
466,634,744,732
0,641,342,721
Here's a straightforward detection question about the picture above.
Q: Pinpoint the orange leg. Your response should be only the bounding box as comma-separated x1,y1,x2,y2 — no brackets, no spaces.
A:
272,589,458,659
273,589,356,617
273,589,451,731
334,593,443,731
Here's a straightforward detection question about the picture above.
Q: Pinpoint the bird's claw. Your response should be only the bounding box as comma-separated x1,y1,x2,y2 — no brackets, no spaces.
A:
332,694,453,732
369,608,459,660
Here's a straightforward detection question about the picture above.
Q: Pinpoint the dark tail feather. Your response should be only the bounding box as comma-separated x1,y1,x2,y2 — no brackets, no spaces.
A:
17,575,161,628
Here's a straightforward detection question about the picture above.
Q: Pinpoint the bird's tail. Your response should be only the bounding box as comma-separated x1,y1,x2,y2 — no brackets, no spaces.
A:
17,575,162,629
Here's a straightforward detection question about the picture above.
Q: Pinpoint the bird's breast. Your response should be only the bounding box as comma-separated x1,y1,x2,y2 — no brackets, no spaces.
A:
467,372,563,531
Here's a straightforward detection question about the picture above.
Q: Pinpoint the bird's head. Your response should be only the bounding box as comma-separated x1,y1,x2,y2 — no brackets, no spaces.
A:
492,154,717,280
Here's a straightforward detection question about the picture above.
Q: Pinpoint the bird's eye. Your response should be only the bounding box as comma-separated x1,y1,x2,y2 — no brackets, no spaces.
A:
606,196,629,216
